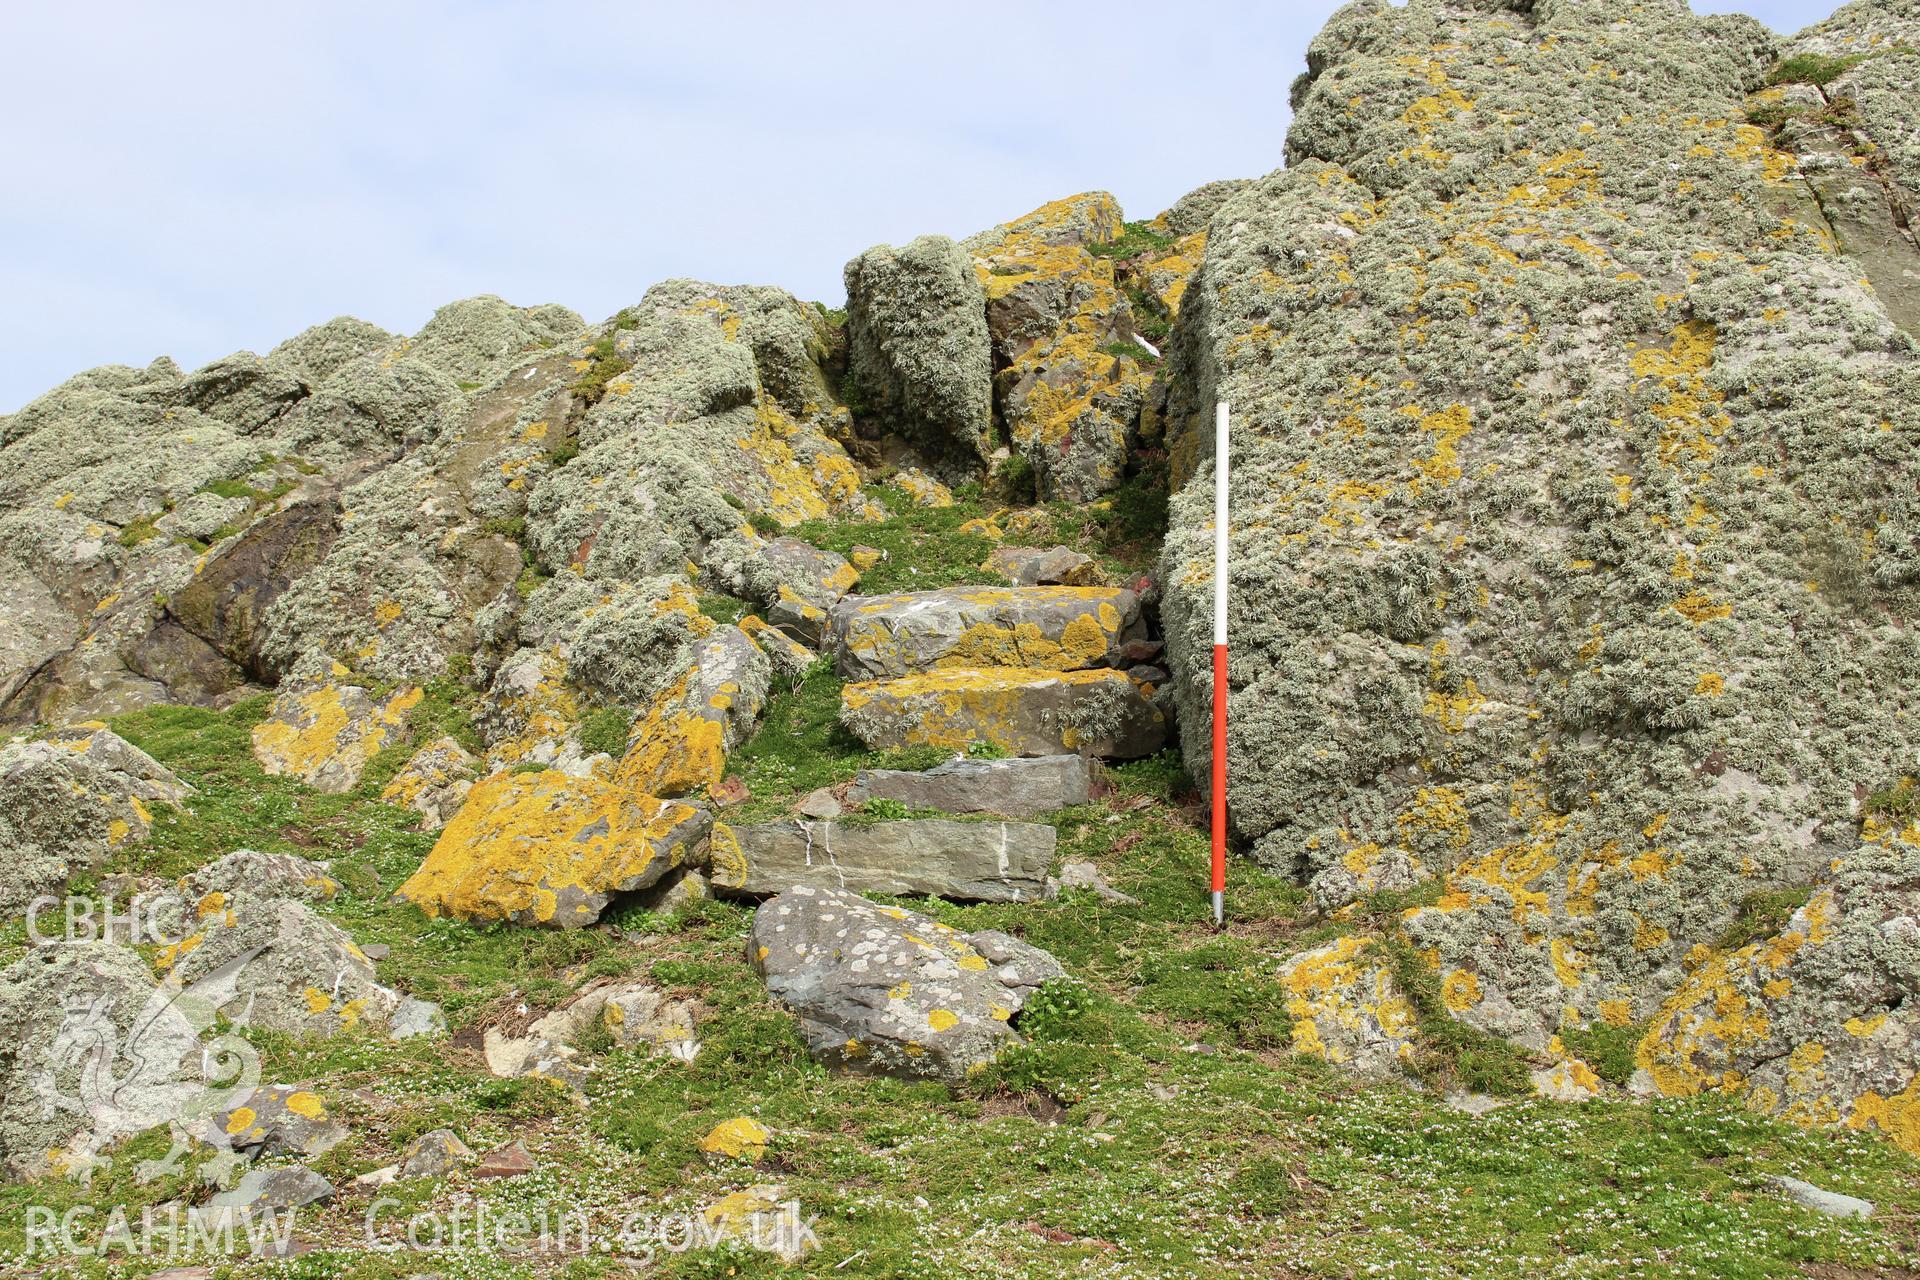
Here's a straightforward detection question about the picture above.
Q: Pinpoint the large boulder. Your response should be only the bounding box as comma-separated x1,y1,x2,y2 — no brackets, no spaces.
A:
1157,0,1920,1069
843,236,994,479
711,818,1056,901
612,624,771,801
967,193,1149,501
159,892,423,1038
827,586,1145,681
840,668,1165,760
398,769,711,927
251,675,420,793
749,885,1063,1082
0,725,189,913
0,942,207,1180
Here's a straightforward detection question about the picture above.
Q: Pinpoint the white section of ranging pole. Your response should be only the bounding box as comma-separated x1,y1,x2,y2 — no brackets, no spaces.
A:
1214,403,1229,646
1212,401,1229,927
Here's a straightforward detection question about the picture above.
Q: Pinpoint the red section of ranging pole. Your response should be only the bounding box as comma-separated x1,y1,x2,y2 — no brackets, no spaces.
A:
1212,401,1229,927
1211,642,1228,924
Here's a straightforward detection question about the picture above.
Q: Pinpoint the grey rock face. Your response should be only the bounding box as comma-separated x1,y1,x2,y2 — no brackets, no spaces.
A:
846,754,1092,818
843,235,994,480
839,667,1167,760
181,849,339,906
983,545,1107,588
713,818,1056,902
398,1128,475,1180
165,892,412,1038
205,1164,335,1220
1157,0,1920,1058
749,885,1063,1082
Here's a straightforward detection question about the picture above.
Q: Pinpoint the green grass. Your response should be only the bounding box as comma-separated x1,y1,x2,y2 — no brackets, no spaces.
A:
1717,886,1816,953
1768,52,1866,87
0,690,1911,1279
1086,221,1177,261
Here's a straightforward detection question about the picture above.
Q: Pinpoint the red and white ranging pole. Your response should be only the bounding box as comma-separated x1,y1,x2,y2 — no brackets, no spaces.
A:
1211,401,1229,928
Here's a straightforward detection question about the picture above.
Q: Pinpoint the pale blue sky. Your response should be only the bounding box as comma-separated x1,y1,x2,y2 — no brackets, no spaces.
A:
0,1,1842,410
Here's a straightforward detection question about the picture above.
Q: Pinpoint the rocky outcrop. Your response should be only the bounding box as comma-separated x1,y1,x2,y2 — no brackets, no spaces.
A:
0,295,573,726
398,769,711,927
612,624,771,801
380,735,481,828
750,885,1063,1082
711,817,1056,901
1279,937,1417,1081
0,942,206,1180
843,237,994,480
1159,0,1920,1068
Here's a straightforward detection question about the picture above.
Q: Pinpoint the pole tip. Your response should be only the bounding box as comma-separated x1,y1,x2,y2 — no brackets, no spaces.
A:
1211,890,1224,928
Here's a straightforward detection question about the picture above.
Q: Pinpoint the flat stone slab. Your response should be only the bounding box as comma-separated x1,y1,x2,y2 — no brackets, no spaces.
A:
1766,1174,1873,1220
750,884,1064,1082
846,754,1091,817
840,668,1166,760
827,585,1144,681
713,818,1055,902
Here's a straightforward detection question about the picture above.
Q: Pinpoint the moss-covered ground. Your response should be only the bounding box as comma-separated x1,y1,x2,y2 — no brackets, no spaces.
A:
5,488,1920,1279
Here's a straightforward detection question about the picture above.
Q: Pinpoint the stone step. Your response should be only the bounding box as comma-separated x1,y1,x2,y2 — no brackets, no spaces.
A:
846,754,1092,818
826,585,1145,681
712,817,1055,902
839,667,1165,760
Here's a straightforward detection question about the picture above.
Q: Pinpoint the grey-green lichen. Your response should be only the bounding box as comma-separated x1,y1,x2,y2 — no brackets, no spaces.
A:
1158,0,1920,1062
843,235,994,480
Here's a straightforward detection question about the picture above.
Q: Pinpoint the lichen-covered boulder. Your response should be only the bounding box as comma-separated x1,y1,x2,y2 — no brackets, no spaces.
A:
181,849,339,905
984,545,1106,588
739,614,817,682
251,674,421,793
1279,936,1418,1080
967,193,1147,501
711,818,1056,901
844,236,993,479
398,769,710,927
749,885,1063,1082
0,942,204,1180
1159,0,1920,1061
159,892,415,1037
827,586,1144,681
484,977,700,1085
1635,842,1920,1150
0,725,189,913
380,735,481,828
212,1085,347,1161
840,668,1166,760
613,625,771,800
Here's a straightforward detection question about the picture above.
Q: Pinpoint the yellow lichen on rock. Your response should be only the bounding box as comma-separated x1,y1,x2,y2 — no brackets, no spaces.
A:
1279,936,1418,1076
398,769,709,928
252,679,421,794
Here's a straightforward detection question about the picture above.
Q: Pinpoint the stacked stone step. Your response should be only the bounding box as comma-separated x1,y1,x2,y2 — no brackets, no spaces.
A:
825,584,1168,760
